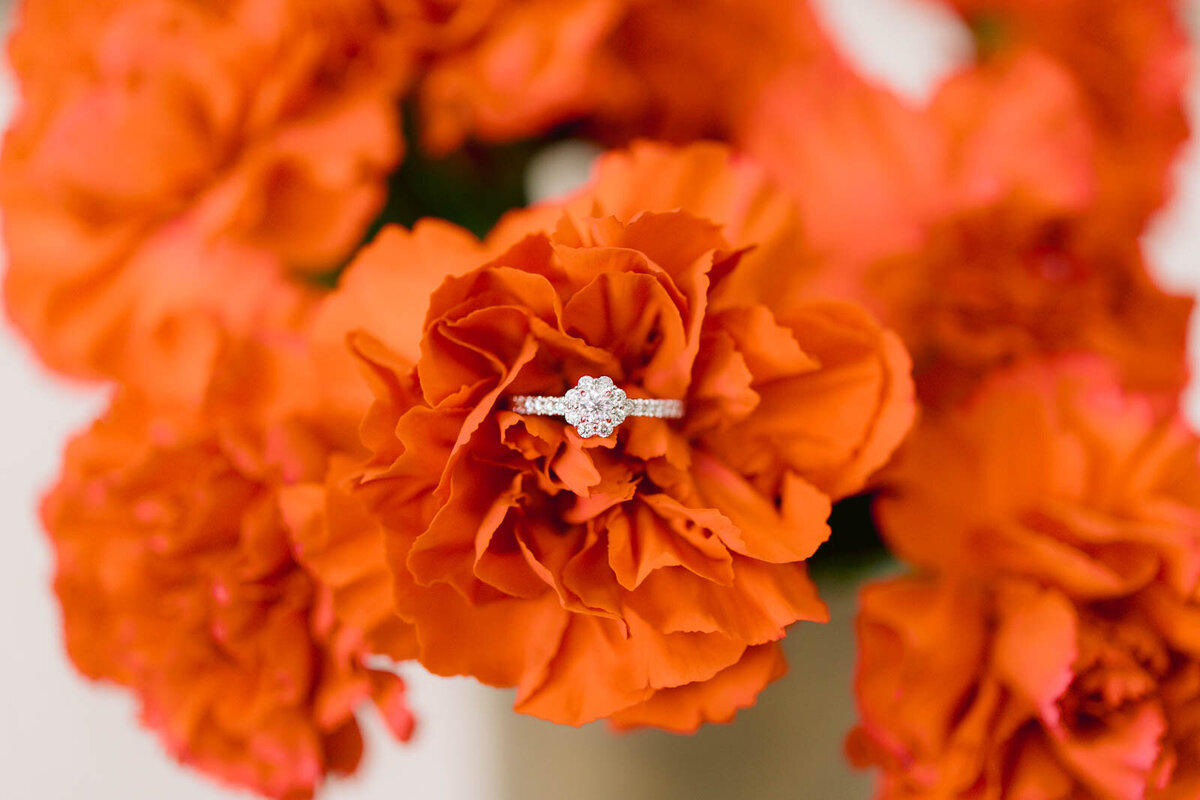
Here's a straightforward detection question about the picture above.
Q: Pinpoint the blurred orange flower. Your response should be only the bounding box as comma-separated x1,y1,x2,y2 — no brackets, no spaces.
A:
44,332,414,799
878,358,1200,600
411,0,624,152
872,54,1190,406
280,454,421,663
744,47,1190,407
415,0,838,153
739,57,941,277
849,575,1200,799
1,0,408,384
582,0,837,144
871,216,1192,408
311,143,914,728
936,0,1191,232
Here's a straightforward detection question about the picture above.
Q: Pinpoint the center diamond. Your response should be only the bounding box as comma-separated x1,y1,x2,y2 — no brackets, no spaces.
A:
563,376,633,438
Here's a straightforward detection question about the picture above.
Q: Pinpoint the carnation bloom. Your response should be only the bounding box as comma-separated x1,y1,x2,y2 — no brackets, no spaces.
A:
877,358,1200,600
743,47,1191,407
871,205,1192,408
849,575,1200,799
414,0,838,153
933,0,1191,231
866,54,1191,406
314,143,914,728
741,26,1099,285
1,0,408,384
580,0,837,144
409,0,626,152
44,335,414,799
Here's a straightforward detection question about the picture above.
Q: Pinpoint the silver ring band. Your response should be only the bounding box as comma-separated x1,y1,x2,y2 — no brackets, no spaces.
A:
509,376,684,438
510,396,685,418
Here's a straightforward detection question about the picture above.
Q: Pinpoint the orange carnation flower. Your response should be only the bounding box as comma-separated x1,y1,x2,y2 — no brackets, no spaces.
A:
935,0,1191,231
410,0,625,152
874,211,1191,409
878,358,1200,601
580,0,837,145
740,27,1097,282
1,0,408,384
44,333,415,799
850,575,1200,799
313,143,914,728
414,0,838,153
869,54,1191,407
743,46,1191,407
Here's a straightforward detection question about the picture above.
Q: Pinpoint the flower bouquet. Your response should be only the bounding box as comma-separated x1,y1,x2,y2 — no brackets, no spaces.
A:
3,0,1199,797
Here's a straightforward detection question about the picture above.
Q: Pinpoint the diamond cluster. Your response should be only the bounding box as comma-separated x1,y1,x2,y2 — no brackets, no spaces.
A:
562,376,634,438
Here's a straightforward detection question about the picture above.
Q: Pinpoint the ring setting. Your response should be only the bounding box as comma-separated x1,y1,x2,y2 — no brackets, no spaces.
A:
510,376,685,438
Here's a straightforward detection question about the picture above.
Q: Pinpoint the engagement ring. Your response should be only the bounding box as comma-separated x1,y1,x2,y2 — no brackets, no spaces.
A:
509,376,685,438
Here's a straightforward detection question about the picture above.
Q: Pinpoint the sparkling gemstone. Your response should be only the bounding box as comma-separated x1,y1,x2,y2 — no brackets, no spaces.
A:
562,376,630,438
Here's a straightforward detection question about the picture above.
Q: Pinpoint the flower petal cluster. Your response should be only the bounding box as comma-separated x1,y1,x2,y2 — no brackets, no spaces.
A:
413,0,837,152
314,143,914,728
44,333,415,799
872,55,1192,407
878,359,1200,596
849,575,1200,799
1,0,408,384
853,359,1200,797
407,0,626,153
739,60,942,276
934,0,1191,232
744,48,1193,409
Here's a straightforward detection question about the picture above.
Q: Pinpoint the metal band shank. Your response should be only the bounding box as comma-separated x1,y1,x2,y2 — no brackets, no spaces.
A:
510,395,684,419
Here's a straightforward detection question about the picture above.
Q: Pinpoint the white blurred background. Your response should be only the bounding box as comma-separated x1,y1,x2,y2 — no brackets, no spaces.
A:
1,1,1198,798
